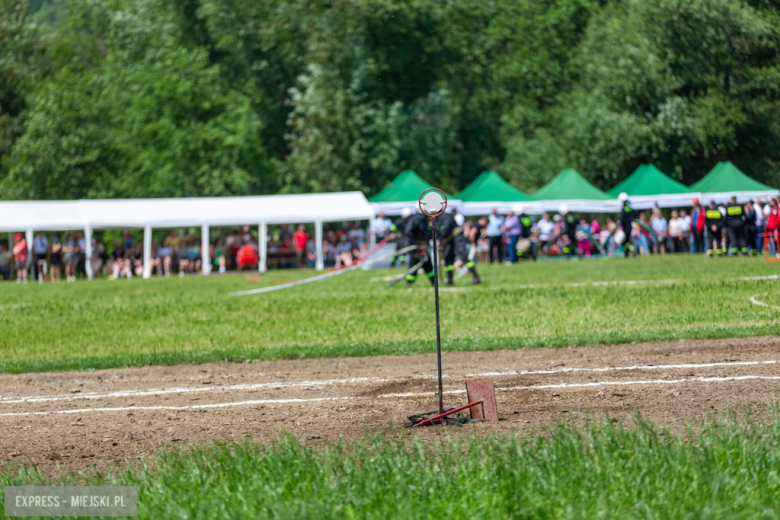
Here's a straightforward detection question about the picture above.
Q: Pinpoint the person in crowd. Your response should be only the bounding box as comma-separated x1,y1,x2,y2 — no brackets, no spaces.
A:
159,237,173,277
577,217,592,257
754,199,765,253
369,212,392,243
390,208,412,267
177,239,190,276
617,193,637,258
279,234,295,268
0,244,12,280
149,239,162,276
705,201,724,257
279,224,293,245
131,243,144,277
76,232,87,278
725,196,747,256
744,201,758,255
333,235,354,269
559,204,579,259
347,221,366,244
110,243,130,279
765,199,779,256
536,213,555,249
32,231,48,282
690,199,705,253
632,221,649,256
212,239,226,274
602,218,616,256
49,236,62,281
188,236,202,273
476,217,490,263
678,210,691,253
668,211,681,253
123,231,134,250
306,236,318,268
501,208,521,264
651,209,668,255
293,224,310,268
62,232,79,282
486,208,504,263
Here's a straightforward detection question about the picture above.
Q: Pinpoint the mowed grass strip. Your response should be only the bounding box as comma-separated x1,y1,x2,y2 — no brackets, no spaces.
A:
0,255,779,374
3,415,780,519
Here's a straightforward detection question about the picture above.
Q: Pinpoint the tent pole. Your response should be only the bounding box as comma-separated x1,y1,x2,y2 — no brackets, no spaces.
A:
201,224,210,276
368,217,376,247
259,222,267,273
84,225,93,281
26,229,34,281
143,225,152,279
315,220,324,271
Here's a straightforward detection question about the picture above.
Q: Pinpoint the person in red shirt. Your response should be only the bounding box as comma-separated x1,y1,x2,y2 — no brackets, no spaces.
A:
691,198,706,253
293,224,310,268
12,233,28,283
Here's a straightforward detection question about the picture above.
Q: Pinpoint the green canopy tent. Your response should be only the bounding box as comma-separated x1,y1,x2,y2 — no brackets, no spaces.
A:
691,161,778,203
607,164,697,209
457,172,540,215
532,169,616,212
368,170,458,216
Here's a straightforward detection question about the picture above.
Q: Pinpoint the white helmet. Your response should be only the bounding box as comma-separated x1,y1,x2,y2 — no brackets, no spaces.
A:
614,229,626,245
512,203,524,214
618,192,629,202
400,207,412,218
558,203,569,215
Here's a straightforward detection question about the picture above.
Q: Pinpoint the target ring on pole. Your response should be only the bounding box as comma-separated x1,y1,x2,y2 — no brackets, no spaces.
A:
418,188,447,217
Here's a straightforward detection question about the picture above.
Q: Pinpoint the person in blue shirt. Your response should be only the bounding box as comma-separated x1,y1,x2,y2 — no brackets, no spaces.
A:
486,208,504,263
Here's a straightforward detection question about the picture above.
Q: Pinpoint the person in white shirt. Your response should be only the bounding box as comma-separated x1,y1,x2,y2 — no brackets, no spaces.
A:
368,212,392,243
668,211,682,253
537,213,555,242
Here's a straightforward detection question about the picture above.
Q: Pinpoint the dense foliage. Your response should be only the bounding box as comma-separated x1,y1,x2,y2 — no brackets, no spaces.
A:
1,0,780,199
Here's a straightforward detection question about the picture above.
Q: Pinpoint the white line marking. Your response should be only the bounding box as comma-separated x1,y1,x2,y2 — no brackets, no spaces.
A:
750,294,780,310
467,359,780,377
3,359,780,405
733,275,780,281
0,376,437,404
0,397,353,417
377,375,780,398
3,374,780,417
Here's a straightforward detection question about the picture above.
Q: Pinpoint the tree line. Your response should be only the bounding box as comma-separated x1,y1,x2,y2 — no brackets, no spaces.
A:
1,0,779,201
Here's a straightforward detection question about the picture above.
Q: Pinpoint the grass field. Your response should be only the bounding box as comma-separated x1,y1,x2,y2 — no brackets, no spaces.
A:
1,255,779,374
3,414,780,519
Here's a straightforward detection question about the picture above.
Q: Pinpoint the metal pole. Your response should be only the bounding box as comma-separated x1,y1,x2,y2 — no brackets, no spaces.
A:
201,224,211,275
431,217,443,415
315,220,324,271
259,222,267,273
143,225,152,279
84,226,93,281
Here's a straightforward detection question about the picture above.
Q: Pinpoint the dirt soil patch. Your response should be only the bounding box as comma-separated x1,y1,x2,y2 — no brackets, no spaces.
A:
1,336,780,472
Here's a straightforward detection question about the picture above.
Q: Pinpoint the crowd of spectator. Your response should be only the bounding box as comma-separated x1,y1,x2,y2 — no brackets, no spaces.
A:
0,222,373,283
3,197,778,283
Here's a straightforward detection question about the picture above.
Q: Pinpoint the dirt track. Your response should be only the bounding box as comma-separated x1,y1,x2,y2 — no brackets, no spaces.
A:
2,336,780,472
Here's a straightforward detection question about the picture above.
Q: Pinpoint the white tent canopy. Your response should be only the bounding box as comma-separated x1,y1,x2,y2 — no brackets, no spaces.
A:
1,192,375,279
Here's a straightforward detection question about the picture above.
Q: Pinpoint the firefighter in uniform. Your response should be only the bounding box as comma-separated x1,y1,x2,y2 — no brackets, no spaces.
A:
725,196,748,256
403,211,435,286
389,207,412,267
516,204,537,261
744,201,757,255
559,203,580,258
705,201,724,257
447,217,482,285
618,192,636,257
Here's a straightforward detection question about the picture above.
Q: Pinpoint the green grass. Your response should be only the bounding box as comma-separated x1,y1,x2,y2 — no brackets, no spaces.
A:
1,255,779,374
3,414,780,519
